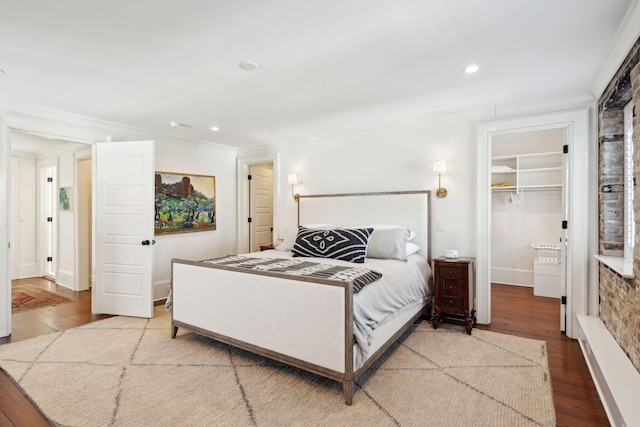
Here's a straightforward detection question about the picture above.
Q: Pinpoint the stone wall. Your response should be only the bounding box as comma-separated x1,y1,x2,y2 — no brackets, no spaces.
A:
598,36,640,373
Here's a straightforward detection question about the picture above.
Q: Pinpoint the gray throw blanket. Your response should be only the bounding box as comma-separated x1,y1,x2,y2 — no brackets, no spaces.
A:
203,255,382,293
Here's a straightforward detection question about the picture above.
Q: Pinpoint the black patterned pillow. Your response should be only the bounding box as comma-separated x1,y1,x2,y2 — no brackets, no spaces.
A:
292,227,373,263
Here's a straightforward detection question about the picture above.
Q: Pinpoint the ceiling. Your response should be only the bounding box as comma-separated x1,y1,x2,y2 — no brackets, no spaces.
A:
0,0,634,148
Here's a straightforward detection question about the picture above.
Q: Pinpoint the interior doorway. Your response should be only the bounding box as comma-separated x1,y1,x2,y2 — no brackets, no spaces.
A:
489,128,567,330
42,164,57,280
9,130,91,291
476,109,591,339
76,156,92,290
249,163,274,252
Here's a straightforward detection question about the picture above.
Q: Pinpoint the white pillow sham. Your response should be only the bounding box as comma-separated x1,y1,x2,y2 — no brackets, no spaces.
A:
358,224,416,241
275,227,298,251
405,242,421,257
366,227,410,261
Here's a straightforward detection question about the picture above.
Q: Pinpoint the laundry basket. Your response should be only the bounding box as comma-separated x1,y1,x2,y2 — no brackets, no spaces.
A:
531,244,561,264
531,244,561,298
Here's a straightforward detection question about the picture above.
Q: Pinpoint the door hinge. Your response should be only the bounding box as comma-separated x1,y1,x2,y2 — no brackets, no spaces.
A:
248,217,252,223
47,217,53,222
47,177,53,183
563,144,568,154
561,296,567,305
248,174,252,180
562,220,568,229
47,256,53,262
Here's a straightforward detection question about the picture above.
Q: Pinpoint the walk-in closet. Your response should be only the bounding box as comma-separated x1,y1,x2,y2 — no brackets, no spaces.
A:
490,128,565,299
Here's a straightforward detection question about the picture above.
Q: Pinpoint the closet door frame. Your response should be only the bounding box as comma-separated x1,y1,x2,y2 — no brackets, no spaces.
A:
476,108,591,339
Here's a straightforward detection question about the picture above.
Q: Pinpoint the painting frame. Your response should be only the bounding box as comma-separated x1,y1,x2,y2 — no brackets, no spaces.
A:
154,172,216,235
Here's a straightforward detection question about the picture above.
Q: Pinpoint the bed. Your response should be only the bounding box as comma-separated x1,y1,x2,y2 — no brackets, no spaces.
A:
170,190,433,404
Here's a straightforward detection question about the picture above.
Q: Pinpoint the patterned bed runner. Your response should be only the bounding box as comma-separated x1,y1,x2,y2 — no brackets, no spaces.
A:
204,255,382,293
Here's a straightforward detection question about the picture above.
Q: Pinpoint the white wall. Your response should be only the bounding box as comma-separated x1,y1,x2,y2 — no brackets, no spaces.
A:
152,139,237,300
250,119,477,261
491,191,562,286
56,151,75,288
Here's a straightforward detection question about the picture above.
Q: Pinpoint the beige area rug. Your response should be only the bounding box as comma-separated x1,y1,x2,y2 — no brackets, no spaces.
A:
11,284,75,313
0,307,555,426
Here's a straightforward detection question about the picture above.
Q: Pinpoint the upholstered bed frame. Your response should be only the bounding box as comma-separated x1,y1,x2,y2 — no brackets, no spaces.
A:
170,190,432,404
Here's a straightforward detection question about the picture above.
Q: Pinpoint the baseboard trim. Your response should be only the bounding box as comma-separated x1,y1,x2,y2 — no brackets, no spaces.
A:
577,314,640,427
490,267,533,287
18,263,38,279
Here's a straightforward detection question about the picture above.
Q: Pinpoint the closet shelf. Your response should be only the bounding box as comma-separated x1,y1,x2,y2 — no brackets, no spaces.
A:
491,151,563,192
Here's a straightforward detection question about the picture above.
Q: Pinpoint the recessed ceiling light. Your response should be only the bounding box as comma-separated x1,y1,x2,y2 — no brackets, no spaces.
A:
464,64,479,74
239,61,259,71
210,126,220,132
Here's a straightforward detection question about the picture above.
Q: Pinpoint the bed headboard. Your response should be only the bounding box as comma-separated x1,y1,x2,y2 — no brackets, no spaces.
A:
296,190,431,262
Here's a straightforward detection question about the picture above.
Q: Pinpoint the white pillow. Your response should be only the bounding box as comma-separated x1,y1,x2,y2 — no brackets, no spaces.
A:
366,227,410,260
275,227,298,251
359,224,416,241
405,242,421,257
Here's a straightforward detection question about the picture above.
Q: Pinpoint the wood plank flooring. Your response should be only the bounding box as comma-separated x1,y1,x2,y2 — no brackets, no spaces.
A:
0,280,609,426
5,278,112,343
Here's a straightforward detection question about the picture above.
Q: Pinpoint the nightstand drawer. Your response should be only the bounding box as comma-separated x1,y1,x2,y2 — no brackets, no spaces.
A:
439,296,464,309
436,265,463,279
441,279,463,299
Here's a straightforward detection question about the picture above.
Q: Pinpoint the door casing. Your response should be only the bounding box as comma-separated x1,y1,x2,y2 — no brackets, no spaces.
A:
476,108,591,339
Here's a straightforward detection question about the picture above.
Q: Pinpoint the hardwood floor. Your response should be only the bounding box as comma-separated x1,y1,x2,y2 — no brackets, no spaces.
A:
5,278,112,343
0,280,609,426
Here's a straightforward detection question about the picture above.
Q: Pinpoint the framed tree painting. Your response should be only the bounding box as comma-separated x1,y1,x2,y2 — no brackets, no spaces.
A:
59,187,72,211
154,172,216,235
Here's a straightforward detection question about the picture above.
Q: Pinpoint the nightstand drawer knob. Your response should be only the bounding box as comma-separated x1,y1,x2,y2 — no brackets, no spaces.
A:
448,270,453,274
449,299,453,304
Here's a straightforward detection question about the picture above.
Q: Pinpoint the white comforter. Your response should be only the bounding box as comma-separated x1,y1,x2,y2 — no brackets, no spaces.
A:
244,250,432,363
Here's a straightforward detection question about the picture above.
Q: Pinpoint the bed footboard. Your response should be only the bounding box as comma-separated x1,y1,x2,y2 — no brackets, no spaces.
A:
171,259,356,403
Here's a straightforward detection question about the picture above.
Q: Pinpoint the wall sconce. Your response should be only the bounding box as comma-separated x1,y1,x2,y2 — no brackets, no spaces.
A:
288,173,302,200
433,160,447,198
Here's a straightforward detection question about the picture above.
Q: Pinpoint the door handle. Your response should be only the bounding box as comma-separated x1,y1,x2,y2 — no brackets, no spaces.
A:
141,240,150,246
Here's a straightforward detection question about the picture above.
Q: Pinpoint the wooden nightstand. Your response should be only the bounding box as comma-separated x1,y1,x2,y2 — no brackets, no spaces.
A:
432,256,476,334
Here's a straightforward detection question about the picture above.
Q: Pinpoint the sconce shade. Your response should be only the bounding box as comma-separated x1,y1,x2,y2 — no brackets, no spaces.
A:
433,160,447,175
288,173,299,185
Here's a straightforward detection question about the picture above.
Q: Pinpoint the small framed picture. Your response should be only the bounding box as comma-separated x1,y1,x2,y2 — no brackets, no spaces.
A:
59,187,72,211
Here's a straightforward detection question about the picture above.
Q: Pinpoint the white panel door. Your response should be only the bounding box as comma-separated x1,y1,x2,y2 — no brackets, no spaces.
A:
249,165,273,252
560,140,569,332
93,140,155,318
